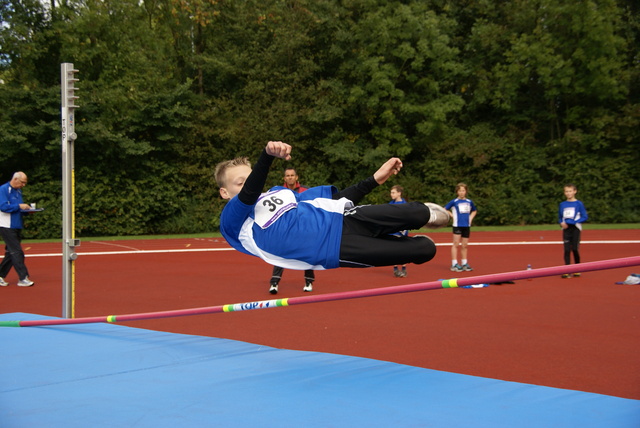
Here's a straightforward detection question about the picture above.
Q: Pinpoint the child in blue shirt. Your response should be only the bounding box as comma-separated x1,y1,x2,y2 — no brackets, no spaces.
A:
444,183,477,272
215,141,449,272
389,185,408,277
558,183,588,278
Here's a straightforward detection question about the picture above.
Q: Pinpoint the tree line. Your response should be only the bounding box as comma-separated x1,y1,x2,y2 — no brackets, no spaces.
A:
1,0,638,239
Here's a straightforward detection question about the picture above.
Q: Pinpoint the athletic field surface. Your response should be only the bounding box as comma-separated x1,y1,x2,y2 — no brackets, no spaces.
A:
1,229,638,426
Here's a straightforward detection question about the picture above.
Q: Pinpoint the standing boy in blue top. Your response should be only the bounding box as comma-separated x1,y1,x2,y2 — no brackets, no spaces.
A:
0,172,35,287
558,183,588,278
215,141,449,273
444,183,477,272
389,185,408,277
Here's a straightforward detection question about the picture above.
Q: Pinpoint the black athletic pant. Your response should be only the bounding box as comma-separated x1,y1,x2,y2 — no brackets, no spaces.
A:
0,227,29,280
563,224,581,265
271,265,315,284
338,202,437,268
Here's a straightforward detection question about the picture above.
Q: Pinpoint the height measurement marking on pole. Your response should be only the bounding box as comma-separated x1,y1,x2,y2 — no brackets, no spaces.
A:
61,63,80,319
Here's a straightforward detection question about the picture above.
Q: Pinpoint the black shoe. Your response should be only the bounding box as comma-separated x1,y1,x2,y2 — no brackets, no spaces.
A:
269,283,278,294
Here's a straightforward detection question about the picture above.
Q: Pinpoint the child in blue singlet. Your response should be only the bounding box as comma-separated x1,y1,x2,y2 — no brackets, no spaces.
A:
558,183,588,278
389,185,408,277
215,141,450,274
444,183,477,272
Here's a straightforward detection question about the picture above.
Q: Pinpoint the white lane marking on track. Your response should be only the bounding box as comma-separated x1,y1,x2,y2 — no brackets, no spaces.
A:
86,241,143,251
18,240,640,258
462,240,640,246
24,248,236,257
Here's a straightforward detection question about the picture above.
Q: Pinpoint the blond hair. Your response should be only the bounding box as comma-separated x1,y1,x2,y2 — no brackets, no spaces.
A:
214,157,250,188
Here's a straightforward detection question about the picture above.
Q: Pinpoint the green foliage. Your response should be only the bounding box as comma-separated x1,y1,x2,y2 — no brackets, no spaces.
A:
20,179,63,239
1,0,638,239
73,161,186,236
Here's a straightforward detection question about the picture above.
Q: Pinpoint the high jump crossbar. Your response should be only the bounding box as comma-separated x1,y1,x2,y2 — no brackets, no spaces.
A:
1,256,638,328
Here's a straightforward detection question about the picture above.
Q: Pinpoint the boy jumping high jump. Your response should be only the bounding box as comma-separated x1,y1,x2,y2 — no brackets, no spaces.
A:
215,141,449,270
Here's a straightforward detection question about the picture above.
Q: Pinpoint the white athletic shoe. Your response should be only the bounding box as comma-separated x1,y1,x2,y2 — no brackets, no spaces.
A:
0,277,8,286
303,282,313,292
424,203,450,228
17,277,34,287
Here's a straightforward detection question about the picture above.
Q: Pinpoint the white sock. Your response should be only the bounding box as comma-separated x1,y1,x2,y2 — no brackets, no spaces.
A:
462,259,468,265
452,260,458,266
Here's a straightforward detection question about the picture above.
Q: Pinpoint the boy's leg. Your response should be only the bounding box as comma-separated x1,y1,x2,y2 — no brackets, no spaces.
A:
571,228,581,264
343,202,430,236
339,234,436,268
304,269,315,283
562,228,572,265
338,202,439,267
269,265,283,294
303,269,315,292
270,265,284,284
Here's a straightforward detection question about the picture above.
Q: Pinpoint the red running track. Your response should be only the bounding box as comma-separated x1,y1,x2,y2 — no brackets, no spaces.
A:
1,229,639,399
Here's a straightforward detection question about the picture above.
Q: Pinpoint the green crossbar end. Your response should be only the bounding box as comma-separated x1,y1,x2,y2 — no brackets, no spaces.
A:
0,320,22,327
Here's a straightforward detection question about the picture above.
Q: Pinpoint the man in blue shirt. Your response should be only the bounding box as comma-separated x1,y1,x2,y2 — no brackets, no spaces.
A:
0,172,35,287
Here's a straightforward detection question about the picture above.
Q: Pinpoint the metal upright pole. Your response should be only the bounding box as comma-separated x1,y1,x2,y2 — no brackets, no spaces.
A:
61,63,80,318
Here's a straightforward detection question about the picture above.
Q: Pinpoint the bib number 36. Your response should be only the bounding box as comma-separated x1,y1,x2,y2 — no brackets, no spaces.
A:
262,195,284,212
254,189,297,229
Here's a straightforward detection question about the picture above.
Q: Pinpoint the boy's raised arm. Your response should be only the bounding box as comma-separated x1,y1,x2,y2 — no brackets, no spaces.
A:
265,141,292,160
373,157,402,185
333,157,403,205
238,141,291,206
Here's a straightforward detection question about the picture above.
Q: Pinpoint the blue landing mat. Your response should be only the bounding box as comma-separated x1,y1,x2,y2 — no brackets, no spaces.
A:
1,313,638,427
